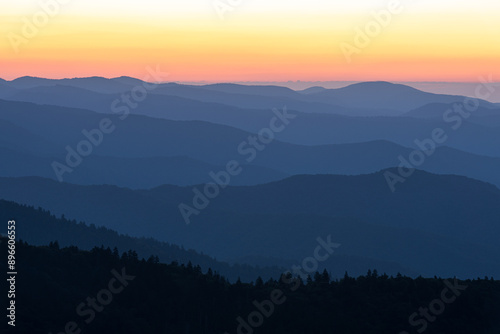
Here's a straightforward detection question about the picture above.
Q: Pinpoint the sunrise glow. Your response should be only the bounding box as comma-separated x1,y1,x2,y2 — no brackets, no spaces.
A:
1,0,499,81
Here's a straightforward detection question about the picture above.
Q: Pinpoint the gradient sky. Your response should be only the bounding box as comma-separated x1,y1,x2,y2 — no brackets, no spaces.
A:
1,0,500,82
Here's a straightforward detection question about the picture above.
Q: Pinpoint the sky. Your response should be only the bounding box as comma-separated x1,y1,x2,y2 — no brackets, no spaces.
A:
1,0,500,82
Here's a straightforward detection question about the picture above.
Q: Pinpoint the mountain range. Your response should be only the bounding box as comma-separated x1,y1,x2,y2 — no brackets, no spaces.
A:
1,170,499,278
1,99,500,189
2,77,500,280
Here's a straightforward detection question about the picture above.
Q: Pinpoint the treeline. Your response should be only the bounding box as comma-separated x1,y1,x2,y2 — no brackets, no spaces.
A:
0,199,284,282
2,239,500,334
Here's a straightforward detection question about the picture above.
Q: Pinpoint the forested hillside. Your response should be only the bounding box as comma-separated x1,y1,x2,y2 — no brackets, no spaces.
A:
2,239,499,334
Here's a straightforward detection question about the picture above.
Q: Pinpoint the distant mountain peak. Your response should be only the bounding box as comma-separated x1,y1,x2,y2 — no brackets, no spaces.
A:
11,76,52,82
111,76,144,85
341,81,421,92
298,86,327,94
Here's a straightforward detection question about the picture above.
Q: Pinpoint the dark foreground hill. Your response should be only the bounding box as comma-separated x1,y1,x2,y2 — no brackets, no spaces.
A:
1,238,499,334
0,199,283,282
0,199,416,279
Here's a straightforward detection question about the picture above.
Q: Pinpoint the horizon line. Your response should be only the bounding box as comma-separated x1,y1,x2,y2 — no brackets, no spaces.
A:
2,75,498,85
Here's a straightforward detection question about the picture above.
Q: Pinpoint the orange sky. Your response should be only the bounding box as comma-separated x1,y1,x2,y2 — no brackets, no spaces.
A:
1,0,499,82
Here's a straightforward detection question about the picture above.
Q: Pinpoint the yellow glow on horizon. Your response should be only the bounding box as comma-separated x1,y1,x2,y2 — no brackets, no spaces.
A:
1,0,499,82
